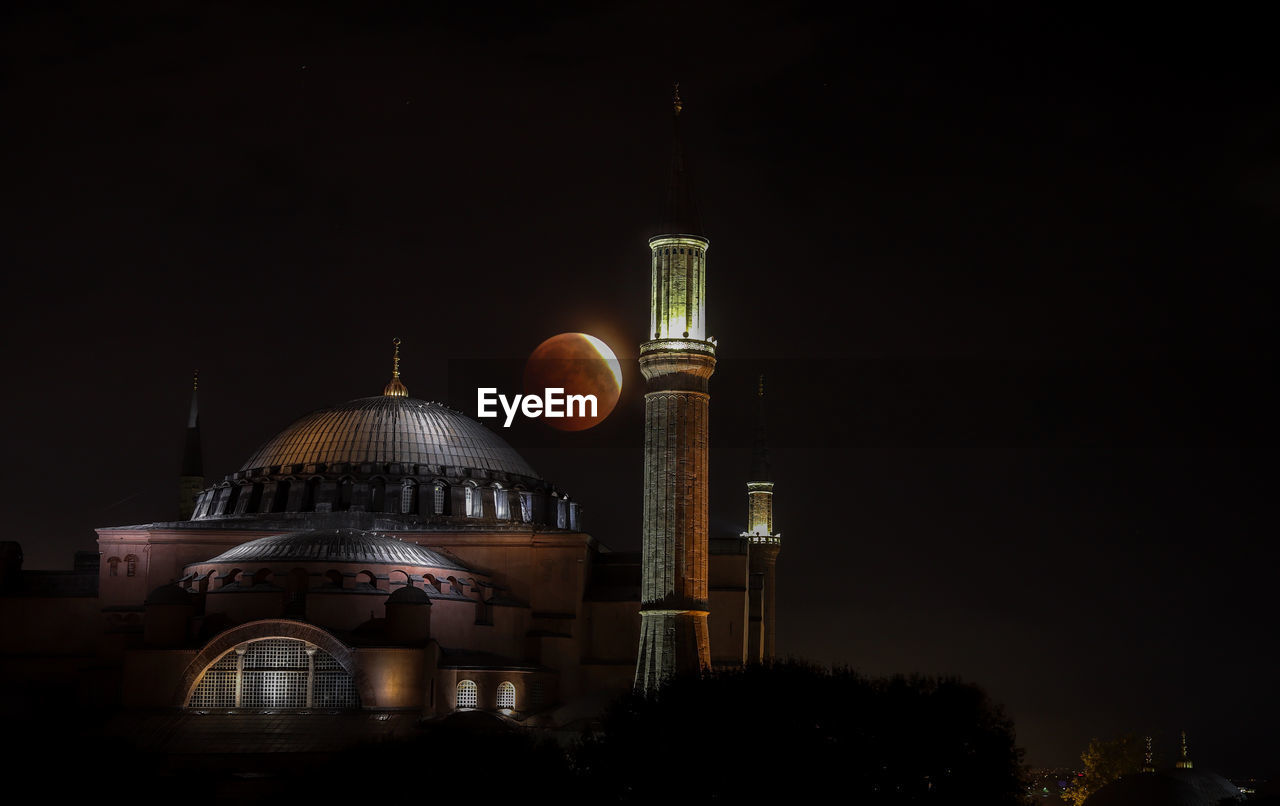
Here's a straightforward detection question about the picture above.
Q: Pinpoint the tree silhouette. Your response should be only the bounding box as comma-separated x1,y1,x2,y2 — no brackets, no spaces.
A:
1061,734,1144,805
575,660,1028,804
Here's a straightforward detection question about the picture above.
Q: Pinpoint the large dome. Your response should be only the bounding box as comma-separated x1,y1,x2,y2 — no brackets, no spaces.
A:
240,396,539,480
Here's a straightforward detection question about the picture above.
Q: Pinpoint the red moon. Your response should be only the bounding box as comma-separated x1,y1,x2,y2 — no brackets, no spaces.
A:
523,333,622,431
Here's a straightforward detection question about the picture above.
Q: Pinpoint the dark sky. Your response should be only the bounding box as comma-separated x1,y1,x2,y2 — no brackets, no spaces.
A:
2,1,1276,772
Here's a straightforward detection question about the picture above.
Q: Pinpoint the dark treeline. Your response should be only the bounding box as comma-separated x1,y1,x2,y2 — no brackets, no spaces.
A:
21,662,1028,804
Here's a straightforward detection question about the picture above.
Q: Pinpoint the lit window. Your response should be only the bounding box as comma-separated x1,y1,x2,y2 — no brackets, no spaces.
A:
519,492,532,523
465,485,481,518
493,485,508,519
187,638,358,709
400,480,415,514
433,484,445,515
456,679,478,709
497,681,515,709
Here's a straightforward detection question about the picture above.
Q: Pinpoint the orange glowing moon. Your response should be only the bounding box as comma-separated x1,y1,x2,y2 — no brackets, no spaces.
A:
523,333,622,431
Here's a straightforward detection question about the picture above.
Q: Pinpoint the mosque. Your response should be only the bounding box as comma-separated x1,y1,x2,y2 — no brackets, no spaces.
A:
0,95,785,729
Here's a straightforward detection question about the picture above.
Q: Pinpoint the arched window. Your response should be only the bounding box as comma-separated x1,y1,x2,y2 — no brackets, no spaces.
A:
465,484,481,518
497,681,516,710
433,483,446,515
456,679,478,709
400,479,416,514
125,555,138,577
187,638,358,709
492,484,508,519
107,557,120,577
519,492,533,523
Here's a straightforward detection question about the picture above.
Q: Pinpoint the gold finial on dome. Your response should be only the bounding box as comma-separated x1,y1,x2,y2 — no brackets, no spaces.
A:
383,338,408,397
673,82,683,117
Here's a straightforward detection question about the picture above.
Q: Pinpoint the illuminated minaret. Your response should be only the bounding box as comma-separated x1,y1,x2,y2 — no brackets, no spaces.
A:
744,375,782,661
635,85,717,693
1176,731,1193,769
1142,735,1155,773
178,371,204,520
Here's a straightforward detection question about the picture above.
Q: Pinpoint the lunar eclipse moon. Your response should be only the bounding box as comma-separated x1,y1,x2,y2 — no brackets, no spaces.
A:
523,333,623,431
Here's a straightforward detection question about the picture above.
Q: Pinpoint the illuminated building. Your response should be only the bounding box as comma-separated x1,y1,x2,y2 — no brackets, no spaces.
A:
0,94,783,730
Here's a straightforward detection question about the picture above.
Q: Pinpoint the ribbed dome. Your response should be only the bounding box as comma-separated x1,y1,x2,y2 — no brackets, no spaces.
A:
240,396,538,480
203,529,468,569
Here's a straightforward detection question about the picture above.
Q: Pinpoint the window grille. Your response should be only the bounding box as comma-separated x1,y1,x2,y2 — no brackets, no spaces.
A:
187,638,358,709
497,681,516,709
456,680,478,709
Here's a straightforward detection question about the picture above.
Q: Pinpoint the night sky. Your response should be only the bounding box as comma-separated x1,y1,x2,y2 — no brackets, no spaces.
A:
3,2,1275,773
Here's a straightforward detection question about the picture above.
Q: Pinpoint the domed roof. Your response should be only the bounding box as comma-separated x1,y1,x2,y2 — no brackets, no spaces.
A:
239,396,538,480
202,528,468,570
387,585,432,604
1085,770,1241,806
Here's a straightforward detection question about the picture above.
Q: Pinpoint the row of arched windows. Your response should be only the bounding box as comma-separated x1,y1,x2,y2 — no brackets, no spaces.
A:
456,680,516,711
106,555,138,577
193,478,575,526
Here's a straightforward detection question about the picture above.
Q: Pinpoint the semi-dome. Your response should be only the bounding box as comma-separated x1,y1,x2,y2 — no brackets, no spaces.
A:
240,396,539,481
203,528,468,570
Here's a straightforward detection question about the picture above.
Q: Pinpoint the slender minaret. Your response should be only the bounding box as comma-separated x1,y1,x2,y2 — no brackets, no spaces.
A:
744,375,782,661
178,371,204,520
1142,735,1155,773
635,85,717,693
1176,731,1193,769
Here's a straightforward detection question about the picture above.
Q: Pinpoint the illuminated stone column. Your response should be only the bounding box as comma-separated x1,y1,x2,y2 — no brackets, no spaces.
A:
634,244,716,690
635,89,718,694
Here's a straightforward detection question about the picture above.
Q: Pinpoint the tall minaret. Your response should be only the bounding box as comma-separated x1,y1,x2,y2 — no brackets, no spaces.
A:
1176,731,1193,769
178,371,204,520
745,375,782,661
635,85,717,693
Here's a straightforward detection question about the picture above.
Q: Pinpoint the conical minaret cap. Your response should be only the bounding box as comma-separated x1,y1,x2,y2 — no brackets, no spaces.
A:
181,370,203,476
659,83,703,237
750,375,771,482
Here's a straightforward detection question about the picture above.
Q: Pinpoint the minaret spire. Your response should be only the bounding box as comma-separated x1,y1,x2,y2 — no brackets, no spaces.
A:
178,370,204,520
636,88,717,693
1142,735,1155,773
383,338,408,397
660,81,702,241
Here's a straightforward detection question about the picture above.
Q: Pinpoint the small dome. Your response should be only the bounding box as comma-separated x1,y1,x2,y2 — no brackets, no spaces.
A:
1086,769,1242,806
239,396,539,480
202,528,468,570
387,585,432,605
145,583,193,606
